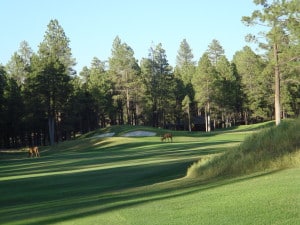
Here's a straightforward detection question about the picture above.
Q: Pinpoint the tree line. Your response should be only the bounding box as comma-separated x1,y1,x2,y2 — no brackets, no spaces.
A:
0,0,299,148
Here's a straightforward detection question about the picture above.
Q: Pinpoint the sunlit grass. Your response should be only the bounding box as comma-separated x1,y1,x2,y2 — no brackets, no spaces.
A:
187,119,300,179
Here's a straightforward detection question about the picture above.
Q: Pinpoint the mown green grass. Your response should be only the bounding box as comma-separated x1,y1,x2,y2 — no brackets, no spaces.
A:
0,121,299,225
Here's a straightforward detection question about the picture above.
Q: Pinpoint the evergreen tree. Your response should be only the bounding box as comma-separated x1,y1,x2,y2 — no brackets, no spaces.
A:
215,55,238,127
38,19,76,75
182,95,192,131
27,19,75,145
67,74,99,134
3,78,24,147
175,40,196,100
141,43,174,127
6,41,32,86
79,66,91,84
0,65,7,147
175,39,196,85
206,39,225,66
192,53,217,132
242,0,300,125
109,36,141,125
27,55,72,145
88,57,112,127
233,46,272,123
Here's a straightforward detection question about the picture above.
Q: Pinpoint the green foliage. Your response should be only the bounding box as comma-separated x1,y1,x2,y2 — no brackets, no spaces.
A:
108,36,141,125
1,13,299,148
32,19,75,145
140,43,176,127
193,53,217,107
215,56,239,114
38,19,76,74
242,0,300,125
233,46,272,121
175,39,196,85
206,39,225,66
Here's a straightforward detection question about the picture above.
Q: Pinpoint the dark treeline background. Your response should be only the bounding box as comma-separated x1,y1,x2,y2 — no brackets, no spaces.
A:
0,1,299,148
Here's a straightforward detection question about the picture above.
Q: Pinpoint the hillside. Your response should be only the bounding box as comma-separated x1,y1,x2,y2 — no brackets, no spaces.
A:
187,119,300,179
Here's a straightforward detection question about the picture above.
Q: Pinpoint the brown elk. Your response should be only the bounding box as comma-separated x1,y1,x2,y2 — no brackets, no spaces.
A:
28,146,40,158
161,133,173,142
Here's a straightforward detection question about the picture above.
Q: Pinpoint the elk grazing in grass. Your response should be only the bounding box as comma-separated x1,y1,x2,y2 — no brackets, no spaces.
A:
28,146,40,158
161,133,173,142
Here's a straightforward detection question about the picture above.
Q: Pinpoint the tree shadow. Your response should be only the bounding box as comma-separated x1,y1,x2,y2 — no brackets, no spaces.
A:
0,166,283,225
0,134,247,224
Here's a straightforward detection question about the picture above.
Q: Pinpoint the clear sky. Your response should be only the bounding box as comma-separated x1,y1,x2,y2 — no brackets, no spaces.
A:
0,0,259,73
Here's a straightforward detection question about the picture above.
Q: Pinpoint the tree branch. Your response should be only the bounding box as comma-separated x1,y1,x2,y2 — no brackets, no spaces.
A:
279,56,300,66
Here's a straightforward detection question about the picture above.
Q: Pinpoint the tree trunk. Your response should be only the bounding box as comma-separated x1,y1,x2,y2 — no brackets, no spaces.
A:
205,105,208,132
244,111,248,125
188,104,191,132
48,116,55,146
274,42,281,126
126,88,131,125
207,101,211,132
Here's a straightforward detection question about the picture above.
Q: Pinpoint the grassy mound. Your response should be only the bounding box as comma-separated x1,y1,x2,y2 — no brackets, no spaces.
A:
187,119,300,179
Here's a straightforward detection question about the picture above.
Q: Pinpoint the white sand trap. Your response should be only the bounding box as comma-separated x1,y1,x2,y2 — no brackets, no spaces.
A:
92,132,115,138
122,131,156,137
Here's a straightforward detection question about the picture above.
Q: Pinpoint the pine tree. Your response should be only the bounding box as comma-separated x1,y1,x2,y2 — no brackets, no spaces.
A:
141,43,174,127
182,95,192,131
175,39,195,85
242,0,300,125
27,19,74,145
6,41,33,86
3,78,24,147
206,39,225,66
233,46,271,123
192,53,217,132
109,36,140,125
88,57,112,127
215,55,238,127
38,19,76,75
0,65,7,147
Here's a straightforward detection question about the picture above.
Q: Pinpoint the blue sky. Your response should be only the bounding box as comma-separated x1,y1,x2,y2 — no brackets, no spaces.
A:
1,0,259,72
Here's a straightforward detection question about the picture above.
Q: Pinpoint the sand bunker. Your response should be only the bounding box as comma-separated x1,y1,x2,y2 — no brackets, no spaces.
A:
92,131,156,138
122,131,156,137
92,132,115,138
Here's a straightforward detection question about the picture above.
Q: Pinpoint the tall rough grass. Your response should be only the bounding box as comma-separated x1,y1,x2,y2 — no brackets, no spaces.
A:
187,119,300,179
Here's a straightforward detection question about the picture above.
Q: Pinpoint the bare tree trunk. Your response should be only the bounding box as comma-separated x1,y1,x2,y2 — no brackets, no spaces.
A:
207,101,211,132
274,42,281,126
188,104,191,132
244,111,248,125
205,105,208,132
126,88,131,124
48,116,55,146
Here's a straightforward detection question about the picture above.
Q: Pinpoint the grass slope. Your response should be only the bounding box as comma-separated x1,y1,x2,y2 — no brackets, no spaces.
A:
187,119,300,179
0,121,299,225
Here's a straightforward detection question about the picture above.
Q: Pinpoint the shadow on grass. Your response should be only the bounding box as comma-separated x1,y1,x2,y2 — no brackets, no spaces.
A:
0,134,245,224
0,167,282,225
0,140,235,180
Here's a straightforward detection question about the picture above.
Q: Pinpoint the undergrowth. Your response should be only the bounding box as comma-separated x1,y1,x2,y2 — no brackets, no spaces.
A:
187,118,300,179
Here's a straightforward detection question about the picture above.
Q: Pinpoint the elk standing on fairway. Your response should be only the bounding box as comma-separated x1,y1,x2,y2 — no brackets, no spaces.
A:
28,146,40,158
161,133,173,142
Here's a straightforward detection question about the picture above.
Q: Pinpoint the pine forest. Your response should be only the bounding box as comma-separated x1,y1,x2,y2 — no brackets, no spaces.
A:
0,0,299,148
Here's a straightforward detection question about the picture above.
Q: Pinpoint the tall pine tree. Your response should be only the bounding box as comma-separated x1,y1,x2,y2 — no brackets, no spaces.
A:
242,0,300,125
